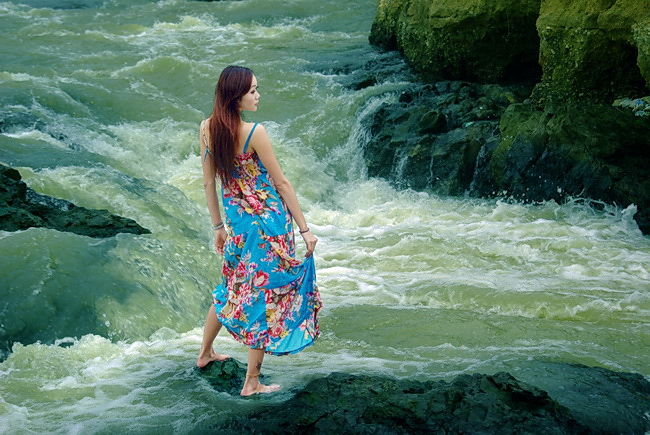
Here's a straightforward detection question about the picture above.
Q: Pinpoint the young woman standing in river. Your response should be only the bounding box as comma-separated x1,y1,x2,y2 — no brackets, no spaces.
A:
196,65,322,396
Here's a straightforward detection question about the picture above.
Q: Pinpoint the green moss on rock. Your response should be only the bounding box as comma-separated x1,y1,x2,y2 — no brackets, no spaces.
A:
480,102,650,232
370,0,542,83
532,0,649,104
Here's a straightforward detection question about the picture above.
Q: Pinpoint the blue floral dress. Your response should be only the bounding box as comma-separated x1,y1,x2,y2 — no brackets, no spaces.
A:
206,123,322,355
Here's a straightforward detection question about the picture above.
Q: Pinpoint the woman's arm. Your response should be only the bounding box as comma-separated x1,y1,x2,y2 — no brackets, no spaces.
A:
248,124,318,257
200,120,228,254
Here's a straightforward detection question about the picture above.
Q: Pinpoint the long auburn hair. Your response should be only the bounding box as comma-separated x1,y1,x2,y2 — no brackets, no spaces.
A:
208,65,254,185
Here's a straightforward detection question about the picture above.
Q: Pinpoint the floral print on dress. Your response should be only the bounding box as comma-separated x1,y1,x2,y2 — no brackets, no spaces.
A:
212,144,321,356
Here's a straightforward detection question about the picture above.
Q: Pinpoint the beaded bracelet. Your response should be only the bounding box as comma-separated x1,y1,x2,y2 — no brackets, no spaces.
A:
212,222,224,230
299,227,310,234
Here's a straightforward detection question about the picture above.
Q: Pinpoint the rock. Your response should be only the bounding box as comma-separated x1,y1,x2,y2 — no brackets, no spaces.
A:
369,0,649,100
303,47,411,92
215,371,585,433
199,359,650,433
196,358,249,396
210,368,649,433
369,0,542,83
358,73,650,232
638,24,650,85
0,164,150,238
472,102,650,233
362,81,531,195
532,0,650,104
520,362,650,434
366,0,650,233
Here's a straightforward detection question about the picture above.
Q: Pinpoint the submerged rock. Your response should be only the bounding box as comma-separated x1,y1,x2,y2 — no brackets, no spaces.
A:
208,363,650,433
8,0,107,9
0,165,150,238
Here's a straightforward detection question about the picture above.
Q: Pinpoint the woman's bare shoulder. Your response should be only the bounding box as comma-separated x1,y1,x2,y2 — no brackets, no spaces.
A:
252,122,268,136
241,121,267,140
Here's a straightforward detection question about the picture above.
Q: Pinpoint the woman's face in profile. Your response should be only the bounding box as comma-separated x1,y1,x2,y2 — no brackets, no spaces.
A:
239,75,259,112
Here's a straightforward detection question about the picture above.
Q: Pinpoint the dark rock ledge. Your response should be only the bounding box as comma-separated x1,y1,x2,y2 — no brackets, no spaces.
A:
199,359,650,434
357,76,650,233
0,164,150,238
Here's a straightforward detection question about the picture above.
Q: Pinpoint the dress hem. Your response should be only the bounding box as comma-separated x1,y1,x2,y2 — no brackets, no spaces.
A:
216,312,321,356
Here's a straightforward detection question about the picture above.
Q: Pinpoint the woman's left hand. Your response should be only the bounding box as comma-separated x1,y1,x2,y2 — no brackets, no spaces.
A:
301,231,318,258
214,228,227,254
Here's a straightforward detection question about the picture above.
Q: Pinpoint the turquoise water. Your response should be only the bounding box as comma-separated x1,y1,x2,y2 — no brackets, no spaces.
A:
1,0,649,432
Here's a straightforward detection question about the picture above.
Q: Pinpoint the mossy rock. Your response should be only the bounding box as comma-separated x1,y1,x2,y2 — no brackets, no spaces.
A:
481,102,650,232
532,0,650,104
362,81,530,195
370,0,542,83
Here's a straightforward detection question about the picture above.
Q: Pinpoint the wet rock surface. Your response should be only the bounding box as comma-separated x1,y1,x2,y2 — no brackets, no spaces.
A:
520,361,650,435
0,164,150,238
202,361,650,434
361,80,532,195
478,102,650,233
196,358,249,396
365,0,650,234
362,82,650,233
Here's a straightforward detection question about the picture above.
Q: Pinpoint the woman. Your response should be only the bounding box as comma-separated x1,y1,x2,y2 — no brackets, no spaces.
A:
196,65,322,396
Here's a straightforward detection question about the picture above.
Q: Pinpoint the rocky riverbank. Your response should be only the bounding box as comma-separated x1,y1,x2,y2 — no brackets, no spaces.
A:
367,0,650,233
200,359,650,433
0,164,150,238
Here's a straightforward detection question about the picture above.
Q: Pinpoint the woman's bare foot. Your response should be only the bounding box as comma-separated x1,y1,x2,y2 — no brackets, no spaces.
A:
240,375,281,396
196,349,230,368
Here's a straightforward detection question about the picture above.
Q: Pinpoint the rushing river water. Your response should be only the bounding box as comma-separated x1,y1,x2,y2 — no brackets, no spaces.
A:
1,0,649,432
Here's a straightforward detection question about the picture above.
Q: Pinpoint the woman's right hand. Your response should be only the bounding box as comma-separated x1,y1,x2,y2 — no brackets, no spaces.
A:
301,231,318,257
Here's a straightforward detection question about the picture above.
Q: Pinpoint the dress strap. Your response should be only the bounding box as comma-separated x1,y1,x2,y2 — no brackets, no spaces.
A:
243,123,258,153
201,120,211,162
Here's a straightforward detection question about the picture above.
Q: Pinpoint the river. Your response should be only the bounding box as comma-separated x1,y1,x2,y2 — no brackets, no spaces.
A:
1,0,649,432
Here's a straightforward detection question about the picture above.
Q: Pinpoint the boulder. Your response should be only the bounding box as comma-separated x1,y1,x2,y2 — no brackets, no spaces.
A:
195,358,249,396
473,102,650,233
0,164,150,238
369,0,649,99
367,0,650,233
213,371,584,433
532,0,650,104
205,362,650,433
522,361,650,434
359,73,650,232
363,81,531,195
369,0,542,83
